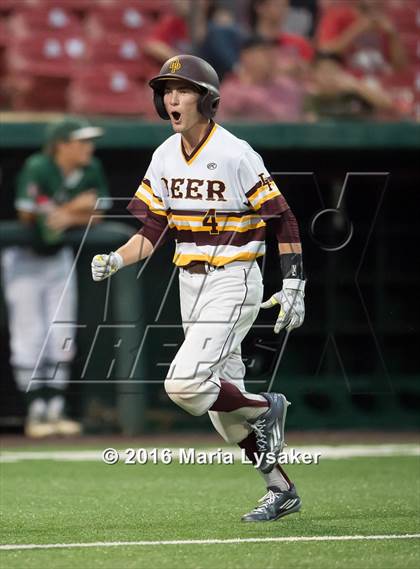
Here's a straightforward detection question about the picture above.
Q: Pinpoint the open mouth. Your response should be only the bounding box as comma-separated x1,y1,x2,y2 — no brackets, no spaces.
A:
171,111,181,122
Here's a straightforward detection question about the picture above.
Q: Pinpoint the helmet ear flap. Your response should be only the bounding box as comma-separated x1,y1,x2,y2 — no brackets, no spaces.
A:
154,91,170,120
210,96,220,117
198,91,220,119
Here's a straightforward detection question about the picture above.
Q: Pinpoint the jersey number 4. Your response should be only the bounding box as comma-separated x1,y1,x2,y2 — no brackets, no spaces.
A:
202,209,219,235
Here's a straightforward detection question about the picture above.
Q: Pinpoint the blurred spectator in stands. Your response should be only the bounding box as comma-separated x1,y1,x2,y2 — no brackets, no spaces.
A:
219,35,305,121
283,0,319,38
250,0,314,78
316,0,406,77
144,0,244,81
143,0,207,64
197,1,246,80
305,54,402,120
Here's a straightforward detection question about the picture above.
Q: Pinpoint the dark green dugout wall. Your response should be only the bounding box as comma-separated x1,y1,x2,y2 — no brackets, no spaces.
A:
0,120,419,433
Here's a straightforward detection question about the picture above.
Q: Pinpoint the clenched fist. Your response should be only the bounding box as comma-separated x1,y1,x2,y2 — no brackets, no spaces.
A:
91,252,124,282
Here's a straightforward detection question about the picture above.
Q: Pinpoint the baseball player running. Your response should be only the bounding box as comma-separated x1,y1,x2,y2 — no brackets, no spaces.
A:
92,55,305,522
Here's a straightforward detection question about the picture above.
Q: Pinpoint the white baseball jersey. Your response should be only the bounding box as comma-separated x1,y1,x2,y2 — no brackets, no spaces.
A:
128,121,289,266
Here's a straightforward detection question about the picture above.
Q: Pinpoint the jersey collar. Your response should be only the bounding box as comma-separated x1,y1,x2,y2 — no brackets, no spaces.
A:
181,120,217,166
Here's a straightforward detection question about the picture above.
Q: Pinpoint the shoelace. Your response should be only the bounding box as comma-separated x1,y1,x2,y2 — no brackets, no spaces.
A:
249,417,268,451
251,490,280,514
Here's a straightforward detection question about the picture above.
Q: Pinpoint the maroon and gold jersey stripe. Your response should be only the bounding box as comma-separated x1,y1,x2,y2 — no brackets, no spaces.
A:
134,191,167,217
140,180,164,204
173,251,265,267
175,227,266,247
245,175,275,199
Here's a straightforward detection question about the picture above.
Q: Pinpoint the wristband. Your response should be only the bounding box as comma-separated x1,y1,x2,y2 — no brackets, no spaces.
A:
111,251,124,270
280,252,304,280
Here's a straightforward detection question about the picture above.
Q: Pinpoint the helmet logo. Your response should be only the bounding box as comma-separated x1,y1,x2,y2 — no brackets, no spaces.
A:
169,57,182,73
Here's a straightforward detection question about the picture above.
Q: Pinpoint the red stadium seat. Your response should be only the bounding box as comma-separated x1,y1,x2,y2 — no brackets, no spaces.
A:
0,17,7,48
67,67,153,115
84,35,156,79
0,18,8,102
9,7,83,39
4,32,87,110
381,63,420,118
0,0,17,14
6,33,87,78
400,33,420,65
133,0,172,18
87,1,171,18
382,65,420,89
85,4,154,40
387,1,420,34
3,5,82,107
22,0,93,12
3,74,70,110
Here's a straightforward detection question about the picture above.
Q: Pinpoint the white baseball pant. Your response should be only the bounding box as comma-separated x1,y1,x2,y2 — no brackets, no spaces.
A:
1,246,77,391
165,261,264,442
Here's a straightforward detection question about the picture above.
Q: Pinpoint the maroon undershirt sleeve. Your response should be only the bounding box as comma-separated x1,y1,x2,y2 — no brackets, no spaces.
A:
268,208,301,244
127,194,170,250
137,211,171,250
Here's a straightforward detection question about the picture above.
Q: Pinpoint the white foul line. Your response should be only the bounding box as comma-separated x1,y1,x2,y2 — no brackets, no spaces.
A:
1,534,419,551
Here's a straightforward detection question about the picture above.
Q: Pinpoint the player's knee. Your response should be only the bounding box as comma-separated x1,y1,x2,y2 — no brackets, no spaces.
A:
166,391,208,416
164,378,209,416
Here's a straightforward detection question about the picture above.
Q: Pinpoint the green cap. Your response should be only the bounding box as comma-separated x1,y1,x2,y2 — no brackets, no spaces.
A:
45,117,104,143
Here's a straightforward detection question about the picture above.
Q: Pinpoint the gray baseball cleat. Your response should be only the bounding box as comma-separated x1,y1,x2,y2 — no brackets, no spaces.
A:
248,392,290,473
241,484,301,522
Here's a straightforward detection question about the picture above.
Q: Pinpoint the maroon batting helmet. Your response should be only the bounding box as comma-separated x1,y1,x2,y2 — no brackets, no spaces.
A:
149,55,220,120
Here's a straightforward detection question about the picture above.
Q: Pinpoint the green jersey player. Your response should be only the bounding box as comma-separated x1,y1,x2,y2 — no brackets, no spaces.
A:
2,117,110,438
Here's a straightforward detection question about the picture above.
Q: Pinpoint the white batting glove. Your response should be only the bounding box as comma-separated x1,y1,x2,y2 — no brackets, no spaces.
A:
260,279,306,333
91,252,124,282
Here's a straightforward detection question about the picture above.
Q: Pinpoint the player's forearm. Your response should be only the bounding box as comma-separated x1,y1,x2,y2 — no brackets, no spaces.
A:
48,192,103,229
189,0,208,45
62,190,97,213
268,209,304,280
354,80,394,110
143,40,177,63
64,210,102,226
115,233,154,266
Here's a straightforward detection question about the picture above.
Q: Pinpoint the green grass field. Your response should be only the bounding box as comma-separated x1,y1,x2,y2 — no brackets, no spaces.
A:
1,446,419,569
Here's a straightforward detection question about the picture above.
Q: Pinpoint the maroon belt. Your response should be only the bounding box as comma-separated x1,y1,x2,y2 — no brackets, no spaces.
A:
182,261,225,274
